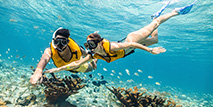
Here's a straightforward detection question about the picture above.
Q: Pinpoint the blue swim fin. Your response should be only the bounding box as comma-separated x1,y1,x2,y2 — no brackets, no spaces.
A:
151,0,172,19
175,0,197,15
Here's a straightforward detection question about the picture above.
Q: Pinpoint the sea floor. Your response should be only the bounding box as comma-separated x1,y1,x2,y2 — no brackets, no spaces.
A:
0,60,212,107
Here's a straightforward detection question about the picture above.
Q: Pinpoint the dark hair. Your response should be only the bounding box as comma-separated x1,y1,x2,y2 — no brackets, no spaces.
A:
55,29,70,38
87,33,102,41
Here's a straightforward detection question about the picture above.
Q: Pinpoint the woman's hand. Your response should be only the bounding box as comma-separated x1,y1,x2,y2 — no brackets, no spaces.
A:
91,59,97,70
151,47,166,54
43,68,60,73
30,73,43,86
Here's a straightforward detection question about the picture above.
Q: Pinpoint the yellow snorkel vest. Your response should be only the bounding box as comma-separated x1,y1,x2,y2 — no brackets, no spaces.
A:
93,39,125,63
50,37,82,69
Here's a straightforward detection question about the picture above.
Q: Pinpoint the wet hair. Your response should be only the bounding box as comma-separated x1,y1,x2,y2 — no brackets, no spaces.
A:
87,33,102,41
55,29,70,38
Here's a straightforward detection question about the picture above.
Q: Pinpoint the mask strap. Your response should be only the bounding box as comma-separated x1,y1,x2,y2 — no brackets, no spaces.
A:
52,27,63,49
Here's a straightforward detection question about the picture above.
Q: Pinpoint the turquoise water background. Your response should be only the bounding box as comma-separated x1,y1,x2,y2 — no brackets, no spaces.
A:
0,0,212,103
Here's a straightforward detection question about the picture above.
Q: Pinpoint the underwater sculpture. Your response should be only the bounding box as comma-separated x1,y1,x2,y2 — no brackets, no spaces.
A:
42,73,85,106
106,86,182,107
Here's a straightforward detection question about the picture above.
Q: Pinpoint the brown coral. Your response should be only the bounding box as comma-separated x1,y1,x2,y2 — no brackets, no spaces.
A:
107,86,182,107
42,73,85,106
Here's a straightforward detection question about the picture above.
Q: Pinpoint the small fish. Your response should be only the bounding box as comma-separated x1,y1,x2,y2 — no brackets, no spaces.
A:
50,30,54,33
125,69,130,75
97,73,101,76
30,66,34,69
155,82,161,85
103,93,105,96
58,15,61,19
100,80,108,85
111,81,114,84
148,76,153,79
33,26,39,29
23,56,26,58
0,54,1,56
8,57,10,59
103,68,107,71
10,55,13,58
16,50,18,52
16,55,19,58
101,75,104,80
8,48,10,51
42,29,46,32
127,80,131,82
71,74,80,79
11,68,15,71
138,69,142,73
89,74,92,78
134,72,139,76
119,81,123,83
32,58,34,60
13,61,16,63
117,76,120,79
139,83,142,86
110,73,114,76
9,19,17,22
119,72,122,76
92,81,100,87
6,51,8,54
112,70,115,74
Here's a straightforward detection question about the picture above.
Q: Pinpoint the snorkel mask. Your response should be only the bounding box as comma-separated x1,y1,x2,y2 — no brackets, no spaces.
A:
52,27,69,52
84,38,103,50
84,31,103,50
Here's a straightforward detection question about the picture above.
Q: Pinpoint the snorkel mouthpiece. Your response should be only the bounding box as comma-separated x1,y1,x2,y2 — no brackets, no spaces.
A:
56,48,63,52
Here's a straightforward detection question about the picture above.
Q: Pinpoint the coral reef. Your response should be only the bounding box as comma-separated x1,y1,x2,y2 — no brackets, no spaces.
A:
16,94,36,106
107,86,182,107
42,73,85,106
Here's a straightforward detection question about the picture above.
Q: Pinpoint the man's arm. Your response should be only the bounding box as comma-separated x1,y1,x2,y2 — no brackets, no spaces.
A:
30,48,51,85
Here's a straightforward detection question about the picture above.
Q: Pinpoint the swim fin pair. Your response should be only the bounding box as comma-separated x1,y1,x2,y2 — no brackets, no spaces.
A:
151,0,197,19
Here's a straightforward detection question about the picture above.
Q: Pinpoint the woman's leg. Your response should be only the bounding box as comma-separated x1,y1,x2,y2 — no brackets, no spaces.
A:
125,10,178,43
140,29,158,46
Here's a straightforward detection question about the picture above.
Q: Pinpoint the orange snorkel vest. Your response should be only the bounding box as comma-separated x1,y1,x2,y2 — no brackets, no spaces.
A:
50,37,82,69
93,39,125,63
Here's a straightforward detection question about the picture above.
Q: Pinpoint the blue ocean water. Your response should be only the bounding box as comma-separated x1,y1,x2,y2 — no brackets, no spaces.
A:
0,0,213,106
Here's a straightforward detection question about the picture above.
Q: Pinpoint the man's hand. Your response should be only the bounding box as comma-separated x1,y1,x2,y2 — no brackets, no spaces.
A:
30,73,43,86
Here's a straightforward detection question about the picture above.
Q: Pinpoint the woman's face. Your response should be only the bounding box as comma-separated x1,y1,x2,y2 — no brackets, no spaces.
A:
85,38,101,52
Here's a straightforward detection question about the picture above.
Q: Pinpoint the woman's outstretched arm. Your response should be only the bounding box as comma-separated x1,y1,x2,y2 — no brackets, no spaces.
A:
110,42,166,54
44,54,93,73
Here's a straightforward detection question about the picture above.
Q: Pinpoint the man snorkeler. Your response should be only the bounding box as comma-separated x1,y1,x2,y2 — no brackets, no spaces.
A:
30,28,97,86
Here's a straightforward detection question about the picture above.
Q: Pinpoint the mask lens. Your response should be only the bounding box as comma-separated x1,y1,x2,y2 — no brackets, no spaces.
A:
87,40,97,49
53,38,68,46
54,39,59,45
61,39,68,45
